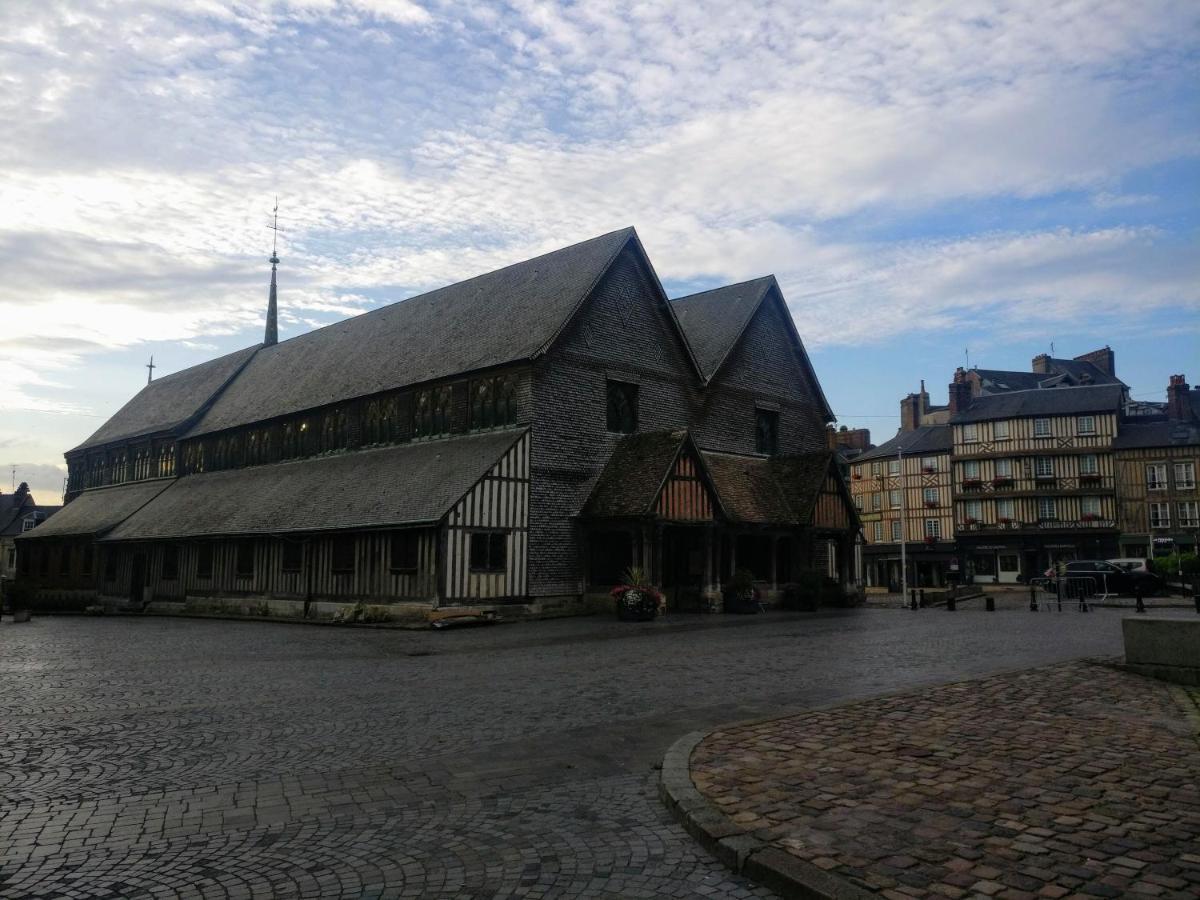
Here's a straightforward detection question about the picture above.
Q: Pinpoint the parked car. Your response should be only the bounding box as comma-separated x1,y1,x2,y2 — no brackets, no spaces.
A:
1107,557,1155,575
1045,560,1163,596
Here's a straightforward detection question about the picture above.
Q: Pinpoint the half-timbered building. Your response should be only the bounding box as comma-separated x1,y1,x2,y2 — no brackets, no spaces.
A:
1113,375,1200,559
849,425,954,589
16,228,858,621
948,376,1125,582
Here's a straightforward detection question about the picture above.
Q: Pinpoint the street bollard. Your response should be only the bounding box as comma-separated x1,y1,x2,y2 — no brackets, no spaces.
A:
910,588,918,610
947,593,956,611
1135,586,1146,614
1029,583,1038,612
919,589,926,609
986,594,995,612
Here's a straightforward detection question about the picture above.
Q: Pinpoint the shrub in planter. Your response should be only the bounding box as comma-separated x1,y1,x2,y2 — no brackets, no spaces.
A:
611,566,665,621
722,568,761,614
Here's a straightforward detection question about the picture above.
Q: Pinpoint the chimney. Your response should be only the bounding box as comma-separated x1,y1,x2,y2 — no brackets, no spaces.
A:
948,368,972,415
1031,353,1051,374
1168,374,1190,420
900,393,921,432
826,423,838,450
1074,346,1115,377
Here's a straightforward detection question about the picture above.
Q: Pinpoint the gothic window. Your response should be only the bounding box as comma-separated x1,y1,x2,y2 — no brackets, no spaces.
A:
414,386,453,438
606,380,638,433
470,374,519,430
755,409,779,456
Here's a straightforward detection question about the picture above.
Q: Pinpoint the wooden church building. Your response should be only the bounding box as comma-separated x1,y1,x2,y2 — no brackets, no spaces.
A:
17,228,858,621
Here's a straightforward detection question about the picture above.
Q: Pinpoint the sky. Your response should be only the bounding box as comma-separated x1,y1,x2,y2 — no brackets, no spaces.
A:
1,0,1198,500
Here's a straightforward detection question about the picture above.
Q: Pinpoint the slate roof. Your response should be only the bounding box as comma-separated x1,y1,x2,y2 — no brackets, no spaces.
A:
853,425,953,464
186,229,635,438
701,451,839,526
581,431,690,518
72,345,260,452
102,430,524,541
16,481,171,540
669,277,774,380
951,384,1125,424
1113,418,1200,450
970,359,1123,394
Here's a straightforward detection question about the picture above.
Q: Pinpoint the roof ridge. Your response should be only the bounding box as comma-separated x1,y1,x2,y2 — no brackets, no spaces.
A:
669,275,775,304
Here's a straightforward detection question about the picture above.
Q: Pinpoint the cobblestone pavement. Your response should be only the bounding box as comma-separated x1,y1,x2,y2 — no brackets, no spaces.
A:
692,660,1200,900
0,606,1172,898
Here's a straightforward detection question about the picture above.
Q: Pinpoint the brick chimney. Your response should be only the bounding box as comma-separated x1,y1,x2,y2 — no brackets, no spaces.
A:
1168,374,1190,420
900,393,920,431
1074,346,1115,377
948,367,972,415
1031,353,1051,374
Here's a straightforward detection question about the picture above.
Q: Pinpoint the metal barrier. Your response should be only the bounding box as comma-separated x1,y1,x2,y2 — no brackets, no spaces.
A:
1028,576,1098,612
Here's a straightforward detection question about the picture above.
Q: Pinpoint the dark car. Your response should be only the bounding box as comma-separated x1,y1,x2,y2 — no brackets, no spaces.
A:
1046,559,1163,596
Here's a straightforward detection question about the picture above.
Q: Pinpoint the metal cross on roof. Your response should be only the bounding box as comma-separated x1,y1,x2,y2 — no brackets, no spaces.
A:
146,356,156,385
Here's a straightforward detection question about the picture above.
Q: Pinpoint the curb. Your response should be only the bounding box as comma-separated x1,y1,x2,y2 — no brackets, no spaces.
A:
658,731,874,900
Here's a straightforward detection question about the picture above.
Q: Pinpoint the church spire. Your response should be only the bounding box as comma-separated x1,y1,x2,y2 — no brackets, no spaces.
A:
265,198,280,347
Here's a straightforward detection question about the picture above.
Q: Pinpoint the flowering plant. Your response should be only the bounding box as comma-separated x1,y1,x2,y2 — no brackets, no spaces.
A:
611,566,665,620
923,535,936,545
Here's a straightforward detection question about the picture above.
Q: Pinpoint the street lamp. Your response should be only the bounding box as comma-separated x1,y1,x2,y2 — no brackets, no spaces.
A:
899,444,907,608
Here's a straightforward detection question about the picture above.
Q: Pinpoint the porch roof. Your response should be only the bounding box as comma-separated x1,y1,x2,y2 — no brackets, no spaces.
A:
582,430,691,518
99,429,524,541
701,451,837,526
15,480,172,540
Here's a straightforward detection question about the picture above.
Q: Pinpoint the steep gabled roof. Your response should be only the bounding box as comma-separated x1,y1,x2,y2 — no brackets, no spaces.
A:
671,277,834,420
670,277,773,380
853,425,953,464
72,345,261,453
951,384,1125,423
186,228,636,438
102,430,525,540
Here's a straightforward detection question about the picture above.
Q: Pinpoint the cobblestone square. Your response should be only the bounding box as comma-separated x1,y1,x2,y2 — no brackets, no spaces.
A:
0,607,1164,897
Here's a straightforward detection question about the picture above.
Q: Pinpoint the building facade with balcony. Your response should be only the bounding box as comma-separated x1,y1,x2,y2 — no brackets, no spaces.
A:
948,379,1124,583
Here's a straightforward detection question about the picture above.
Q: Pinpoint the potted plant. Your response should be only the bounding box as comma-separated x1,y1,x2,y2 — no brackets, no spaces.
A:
998,516,1013,526
924,499,938,508
924,535,936,546
722,568,761,614
963,478,982,489
964,516,979,526
992,476,1013,488
1081,513,1099,523
611,566,665,621
922,465,937,474
852,472,862,481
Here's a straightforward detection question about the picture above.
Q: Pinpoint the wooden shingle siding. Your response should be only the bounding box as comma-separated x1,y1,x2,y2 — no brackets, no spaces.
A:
444,430,530,602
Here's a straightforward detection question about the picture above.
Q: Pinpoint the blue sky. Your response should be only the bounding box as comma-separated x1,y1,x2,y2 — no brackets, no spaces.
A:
1,0,1198,497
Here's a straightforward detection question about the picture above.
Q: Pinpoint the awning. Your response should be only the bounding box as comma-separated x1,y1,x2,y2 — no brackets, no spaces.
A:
15,480,171,540
100,429,525,541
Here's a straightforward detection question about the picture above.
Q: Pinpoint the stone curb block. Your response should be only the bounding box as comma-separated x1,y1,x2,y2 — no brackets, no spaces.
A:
658,730,874,900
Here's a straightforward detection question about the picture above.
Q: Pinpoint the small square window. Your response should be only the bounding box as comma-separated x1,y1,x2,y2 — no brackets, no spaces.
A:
196,544,214,579
605,381,638,433
235,541,255,578
281,540,303,573
161,544,179,581
331,535,355,575
993,421,1010,440
1076,415,1095,435
1034,418,1051,437
390,531,420,572
924,519,940,539
872,522,882,542
1038,497,1058,521
469,532,507,572
887,459,900,475
890,520,902,541
755,409,779,456
963,423,978,443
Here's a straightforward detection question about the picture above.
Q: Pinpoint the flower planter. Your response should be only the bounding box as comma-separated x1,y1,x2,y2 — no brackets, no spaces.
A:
963,479,982,490
992,478,1013,488
922,466,937,474
924,501,938,508
612,585,664,621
